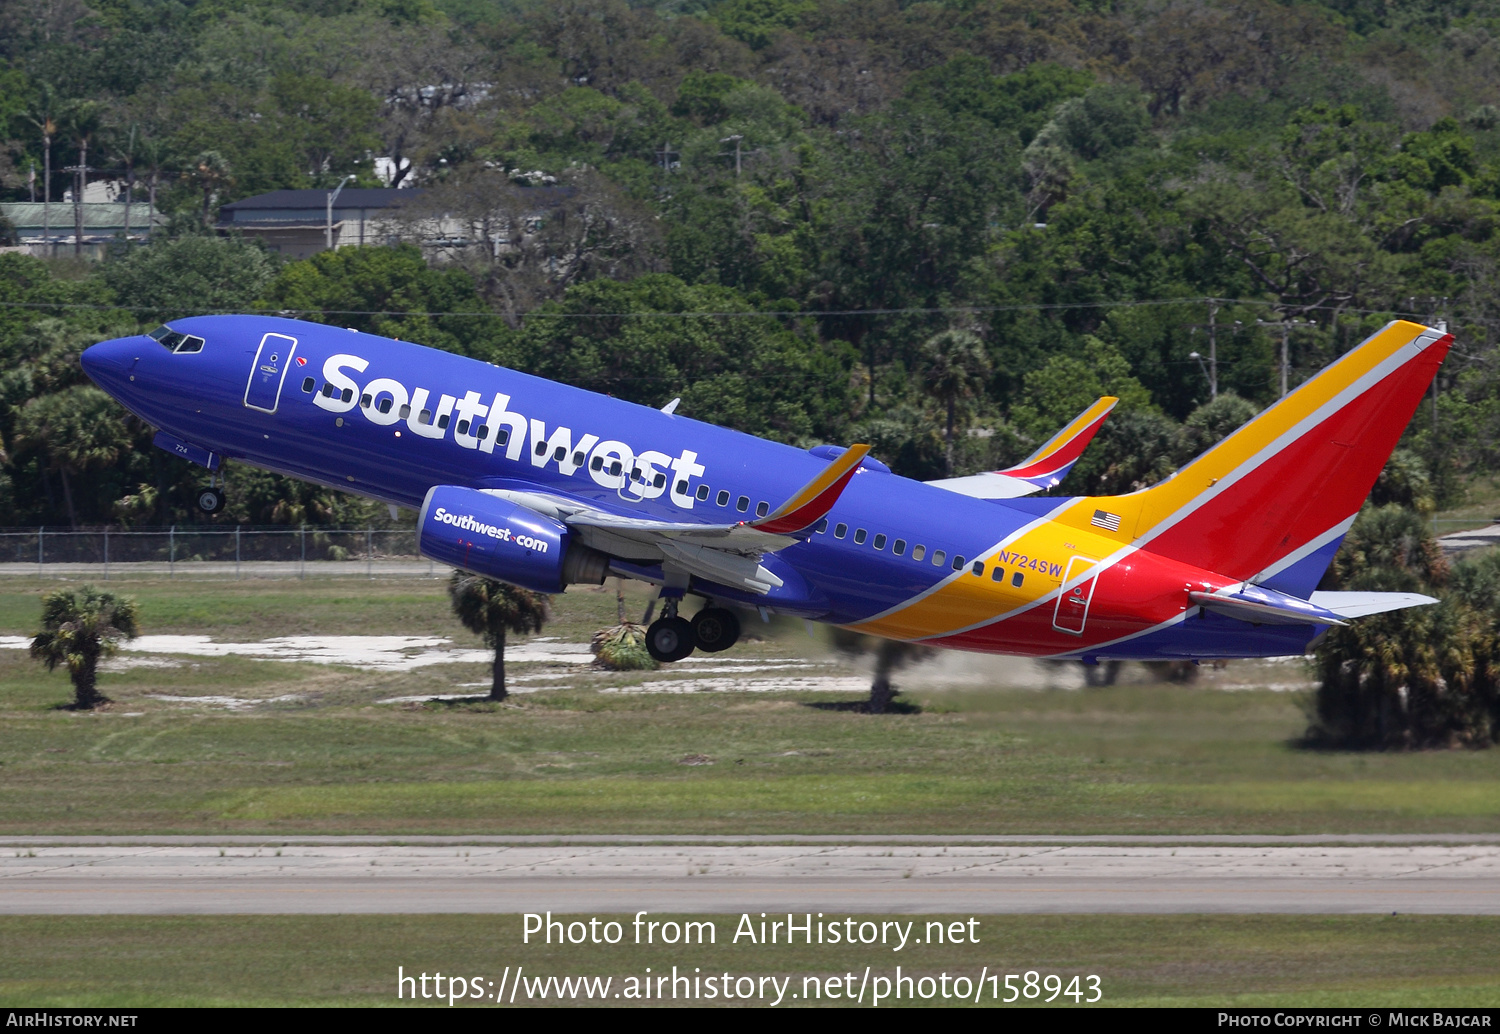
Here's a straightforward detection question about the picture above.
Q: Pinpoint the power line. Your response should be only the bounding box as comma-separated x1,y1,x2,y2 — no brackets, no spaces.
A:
0,294,1487,323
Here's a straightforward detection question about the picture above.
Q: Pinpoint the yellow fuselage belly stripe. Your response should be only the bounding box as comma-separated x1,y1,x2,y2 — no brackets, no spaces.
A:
849,521,1128,641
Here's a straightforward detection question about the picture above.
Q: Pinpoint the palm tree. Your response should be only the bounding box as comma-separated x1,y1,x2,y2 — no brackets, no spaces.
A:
64,100,106,255
918,329,991,476
31,585,139,709
22,84,61,247
190,151,233,229
12,386,132,528
447,570,550,701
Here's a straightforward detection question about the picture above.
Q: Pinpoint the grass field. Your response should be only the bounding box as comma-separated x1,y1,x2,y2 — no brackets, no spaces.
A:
0,576,1498,835
1,914,1496,1007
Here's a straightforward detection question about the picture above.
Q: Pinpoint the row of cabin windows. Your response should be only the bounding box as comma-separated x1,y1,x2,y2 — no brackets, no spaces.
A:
817,520,1025,588
298,380,1021,587
296,375,1023,586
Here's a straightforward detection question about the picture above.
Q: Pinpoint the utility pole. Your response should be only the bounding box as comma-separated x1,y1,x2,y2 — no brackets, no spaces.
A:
1182,301,1220,399
326,174,354,252
719,134,746,177
62,157,91,257
1255,317,1316,398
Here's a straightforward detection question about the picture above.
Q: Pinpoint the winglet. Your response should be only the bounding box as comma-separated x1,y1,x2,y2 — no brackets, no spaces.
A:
997,396,1118,490
751,444,871,535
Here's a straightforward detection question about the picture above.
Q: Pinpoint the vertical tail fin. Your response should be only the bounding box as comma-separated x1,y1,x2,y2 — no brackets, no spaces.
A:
1054,320,1451,592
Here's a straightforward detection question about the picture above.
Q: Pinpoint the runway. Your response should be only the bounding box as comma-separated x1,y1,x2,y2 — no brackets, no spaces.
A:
3,838,1499,915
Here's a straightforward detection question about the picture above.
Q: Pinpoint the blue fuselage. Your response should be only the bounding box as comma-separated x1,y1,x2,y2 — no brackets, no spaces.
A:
80,314,1319,661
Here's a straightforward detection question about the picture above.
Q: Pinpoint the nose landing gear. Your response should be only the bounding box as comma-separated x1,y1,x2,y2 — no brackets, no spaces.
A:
196,486,225,514
645,598,744,663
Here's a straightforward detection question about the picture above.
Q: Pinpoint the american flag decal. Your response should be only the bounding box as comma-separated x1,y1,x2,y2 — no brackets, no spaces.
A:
1091,509,1122,532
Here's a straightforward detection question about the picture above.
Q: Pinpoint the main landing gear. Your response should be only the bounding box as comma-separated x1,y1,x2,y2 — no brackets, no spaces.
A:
645,598,742,663
196,482,225,514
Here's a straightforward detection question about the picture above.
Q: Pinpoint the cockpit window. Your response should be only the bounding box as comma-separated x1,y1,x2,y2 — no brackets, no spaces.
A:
147,326,204,353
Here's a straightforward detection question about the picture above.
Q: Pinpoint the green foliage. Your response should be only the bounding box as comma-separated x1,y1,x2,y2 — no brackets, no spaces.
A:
101,236,280,323
258,244,494,357
591,622,658,670
30,584,139,709
501,274,850,442
1310,506,1500,749
708,0,811,49
447,570,550,700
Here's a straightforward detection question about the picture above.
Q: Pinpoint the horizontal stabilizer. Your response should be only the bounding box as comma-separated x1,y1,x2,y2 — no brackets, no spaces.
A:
1308,591,1439,618
926,397,1117,499
1189,585,1347,626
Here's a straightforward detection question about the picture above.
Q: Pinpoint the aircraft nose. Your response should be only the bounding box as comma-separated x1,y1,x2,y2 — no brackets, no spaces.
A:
80,336,142,388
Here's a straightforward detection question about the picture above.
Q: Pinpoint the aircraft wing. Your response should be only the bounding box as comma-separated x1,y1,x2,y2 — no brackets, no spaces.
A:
479,444,871,594
925,396,1117,499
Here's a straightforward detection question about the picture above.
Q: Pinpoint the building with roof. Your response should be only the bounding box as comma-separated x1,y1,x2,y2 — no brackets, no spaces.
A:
216,184,576,261
216,188,423,260
0,202,165,258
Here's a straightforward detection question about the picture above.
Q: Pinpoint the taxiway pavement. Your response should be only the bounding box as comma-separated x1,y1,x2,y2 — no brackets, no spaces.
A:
2,838,1498,915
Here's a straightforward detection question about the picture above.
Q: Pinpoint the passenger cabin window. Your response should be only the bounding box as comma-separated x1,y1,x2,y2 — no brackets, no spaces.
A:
992,567,1005,582
853,529,867,545
572,450,584,466
438,413,451,429
952,555,965,570
834,523,847,539
815,518,828,533
399,404,411,419
893,539,906,556
591,456,604,471
302,377,315,393
553,446,566,461
1011,572,1024,587
360,393,372,407
697,485,710,501
873,534,886,550
972,561,984,576
676,480,689,495
932,550,946,567
418,408,432,424
480,426,493,441
654,473,667,489
457,419,470,435
342,388,353,403
377,398,393,414
912,545,925,561
535,442,548,457
717,490,730,506
736,496,750,512
756,501,769,517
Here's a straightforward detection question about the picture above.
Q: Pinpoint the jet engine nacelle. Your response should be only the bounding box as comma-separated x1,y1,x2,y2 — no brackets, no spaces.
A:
417,485,607,593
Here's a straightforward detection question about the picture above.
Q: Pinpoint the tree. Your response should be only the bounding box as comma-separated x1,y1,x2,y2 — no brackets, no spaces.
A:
101,235,279,322
447,570,550,701
30,585,139,709
917,329,990,476
12,386,132,528
1309,506,1500,749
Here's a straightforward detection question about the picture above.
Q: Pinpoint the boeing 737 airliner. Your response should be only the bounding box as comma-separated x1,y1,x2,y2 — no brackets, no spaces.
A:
80,316,1447,664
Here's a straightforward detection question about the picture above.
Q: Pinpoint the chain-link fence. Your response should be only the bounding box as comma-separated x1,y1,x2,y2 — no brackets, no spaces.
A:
0,526,445,579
